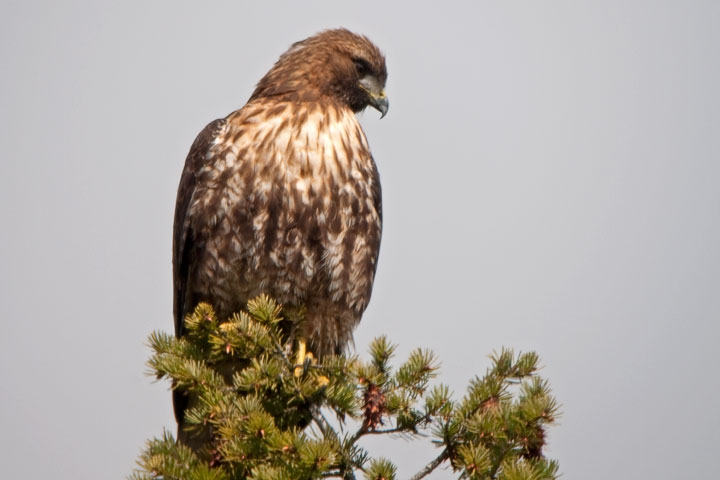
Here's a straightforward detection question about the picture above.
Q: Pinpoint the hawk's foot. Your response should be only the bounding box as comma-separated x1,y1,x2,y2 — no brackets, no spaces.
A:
293,338,329,386
294,338,308,377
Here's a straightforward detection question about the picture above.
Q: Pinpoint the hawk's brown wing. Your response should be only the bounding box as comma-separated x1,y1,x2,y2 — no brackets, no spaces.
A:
172,118,226,337
172,118,226,426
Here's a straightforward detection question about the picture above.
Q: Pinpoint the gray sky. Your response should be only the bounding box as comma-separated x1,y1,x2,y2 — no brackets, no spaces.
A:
1,1,718,478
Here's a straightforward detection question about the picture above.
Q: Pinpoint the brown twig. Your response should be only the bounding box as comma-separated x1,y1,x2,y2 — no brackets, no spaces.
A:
408,449,449,480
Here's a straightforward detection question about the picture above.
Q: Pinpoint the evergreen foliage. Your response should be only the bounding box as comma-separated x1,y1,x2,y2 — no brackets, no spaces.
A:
133,296,560,480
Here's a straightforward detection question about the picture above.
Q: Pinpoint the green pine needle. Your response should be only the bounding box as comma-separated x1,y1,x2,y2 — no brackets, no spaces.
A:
134,296,561,480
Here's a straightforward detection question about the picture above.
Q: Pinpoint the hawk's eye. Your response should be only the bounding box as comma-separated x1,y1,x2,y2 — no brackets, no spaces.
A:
353,58,371,76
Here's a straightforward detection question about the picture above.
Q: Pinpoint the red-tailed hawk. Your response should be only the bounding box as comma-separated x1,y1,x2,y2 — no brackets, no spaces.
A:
173,29,387,445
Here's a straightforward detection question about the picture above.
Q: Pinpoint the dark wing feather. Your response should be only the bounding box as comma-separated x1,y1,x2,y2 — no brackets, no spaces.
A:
172,118,225,425
370,157,383,275
172,118,225,337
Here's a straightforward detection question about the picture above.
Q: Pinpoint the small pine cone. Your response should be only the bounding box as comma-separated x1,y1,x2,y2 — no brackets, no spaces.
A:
361,383,387,431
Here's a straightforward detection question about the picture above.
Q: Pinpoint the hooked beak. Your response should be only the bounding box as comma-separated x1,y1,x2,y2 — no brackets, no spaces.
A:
369,91,389,118
359,76,389,118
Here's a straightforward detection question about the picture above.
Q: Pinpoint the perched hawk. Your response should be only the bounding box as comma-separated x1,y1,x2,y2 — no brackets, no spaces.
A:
173,29,388,445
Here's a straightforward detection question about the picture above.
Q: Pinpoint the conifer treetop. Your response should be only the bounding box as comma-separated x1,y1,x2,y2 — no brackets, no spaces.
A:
132,296,560,480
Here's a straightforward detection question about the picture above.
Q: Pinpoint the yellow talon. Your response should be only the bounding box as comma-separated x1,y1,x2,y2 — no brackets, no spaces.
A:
294,339,327,386
294,338,307,377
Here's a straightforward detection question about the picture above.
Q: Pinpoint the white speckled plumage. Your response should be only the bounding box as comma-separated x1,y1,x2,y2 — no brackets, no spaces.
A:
181,99,381,355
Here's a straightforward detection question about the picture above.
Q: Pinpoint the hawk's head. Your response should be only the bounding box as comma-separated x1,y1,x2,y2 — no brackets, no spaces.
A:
251,29,389,118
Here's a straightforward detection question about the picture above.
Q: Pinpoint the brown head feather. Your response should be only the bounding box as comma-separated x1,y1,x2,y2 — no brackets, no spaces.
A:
250,29,387,113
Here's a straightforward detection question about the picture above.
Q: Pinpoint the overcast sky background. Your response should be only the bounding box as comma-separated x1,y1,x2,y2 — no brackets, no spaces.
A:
1,1,718,478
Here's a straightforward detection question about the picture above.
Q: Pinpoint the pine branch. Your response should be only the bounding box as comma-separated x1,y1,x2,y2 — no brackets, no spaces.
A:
408,449,450,480
132,296,561,480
